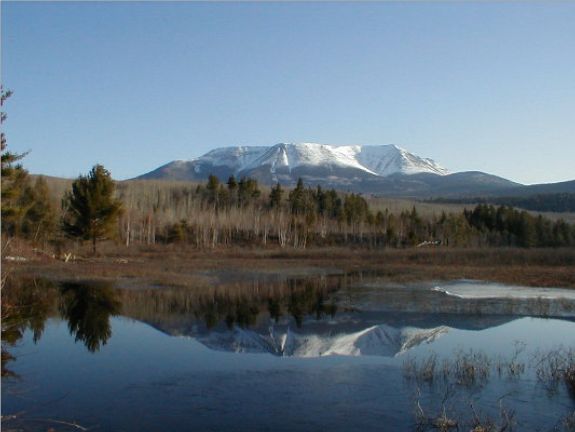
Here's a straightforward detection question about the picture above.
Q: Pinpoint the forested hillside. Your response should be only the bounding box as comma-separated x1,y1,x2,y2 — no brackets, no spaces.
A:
429,193,575,213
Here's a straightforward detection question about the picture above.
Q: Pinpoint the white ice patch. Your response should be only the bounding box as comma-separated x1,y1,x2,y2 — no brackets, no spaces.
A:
432,282,575,300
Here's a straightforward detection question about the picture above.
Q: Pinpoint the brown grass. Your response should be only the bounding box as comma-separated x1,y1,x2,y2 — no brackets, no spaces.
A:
3,240,575,289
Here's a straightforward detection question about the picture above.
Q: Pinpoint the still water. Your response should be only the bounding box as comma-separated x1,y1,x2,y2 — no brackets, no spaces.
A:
2,275,575,431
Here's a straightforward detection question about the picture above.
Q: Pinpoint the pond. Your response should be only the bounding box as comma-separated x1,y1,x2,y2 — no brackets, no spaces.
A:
2,274,575,431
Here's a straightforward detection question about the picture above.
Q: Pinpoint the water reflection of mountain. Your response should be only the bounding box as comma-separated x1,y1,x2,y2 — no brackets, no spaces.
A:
191,322,450,357
116,283,526,358
118,276,575,358
136,308,524,358
146,313,515,357
3,273,574,365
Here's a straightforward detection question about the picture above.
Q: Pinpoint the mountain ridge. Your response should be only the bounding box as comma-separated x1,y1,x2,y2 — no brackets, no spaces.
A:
139,143,448,181
133,142,574,198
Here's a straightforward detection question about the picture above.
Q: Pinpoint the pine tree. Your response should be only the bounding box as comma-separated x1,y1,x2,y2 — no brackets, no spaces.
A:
62,165,123,254
0,88,53,239
269,182,283,209
1,87,28,235
206,174,219,205
21,177,57,242
288,178,306,215
227,175,238,191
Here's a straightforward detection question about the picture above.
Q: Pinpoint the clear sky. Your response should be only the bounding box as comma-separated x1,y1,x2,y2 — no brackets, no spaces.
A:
2,1,574,184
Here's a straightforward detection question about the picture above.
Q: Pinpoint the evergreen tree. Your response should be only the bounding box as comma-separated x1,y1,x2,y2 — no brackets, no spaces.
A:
227,175,238,191
1,166,33,237
343,193,369,227
1,87,29,235
237,177,260,207
21,177,57,242
205,174,220,207
269,182,283,209
226,176,238,207
288,178,306,215
1,88,56,241
217,184,230,209
62,165,123,254
324,189,342,219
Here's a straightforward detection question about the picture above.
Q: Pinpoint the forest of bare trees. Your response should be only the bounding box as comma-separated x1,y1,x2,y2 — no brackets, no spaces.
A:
110,174,575,250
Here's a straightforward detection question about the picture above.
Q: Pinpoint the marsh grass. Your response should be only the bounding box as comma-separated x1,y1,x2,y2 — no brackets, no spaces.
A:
403,353,439,384
534,347,575,397
413,386,516,432
413,385,459,432
561,412,575,432
467,400,516,432
407,345,575,431
452,349,491,387
403,349,492,389
4,246,575,290
404,344,531,391
495,342,526,380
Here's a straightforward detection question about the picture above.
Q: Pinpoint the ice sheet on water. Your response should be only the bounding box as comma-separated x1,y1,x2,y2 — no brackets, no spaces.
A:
433,280,575,300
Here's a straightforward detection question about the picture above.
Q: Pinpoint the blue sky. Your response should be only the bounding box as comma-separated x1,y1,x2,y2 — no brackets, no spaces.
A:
2,2,574,184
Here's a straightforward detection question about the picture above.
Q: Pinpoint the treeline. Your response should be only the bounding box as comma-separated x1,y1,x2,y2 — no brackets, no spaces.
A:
116,174,575,249
3,167,575,251
463,204,574,248
428,193,575,213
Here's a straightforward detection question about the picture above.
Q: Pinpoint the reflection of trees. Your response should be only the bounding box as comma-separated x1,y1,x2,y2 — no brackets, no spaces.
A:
287,283,338,328
119,277,340,331
59,282,121,353
1,277,123,377
191,280,339,329
0,275,341,376
1,278,58,376
196,294,261,330
1,279,55,376
267,297,282,323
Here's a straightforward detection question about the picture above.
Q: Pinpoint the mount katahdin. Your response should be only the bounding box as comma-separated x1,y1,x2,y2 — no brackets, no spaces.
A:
137,142,523,197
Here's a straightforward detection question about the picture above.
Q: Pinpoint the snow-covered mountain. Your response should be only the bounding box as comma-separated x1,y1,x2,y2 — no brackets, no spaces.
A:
238,143,447,176
139,143,447,180
136,142,522,197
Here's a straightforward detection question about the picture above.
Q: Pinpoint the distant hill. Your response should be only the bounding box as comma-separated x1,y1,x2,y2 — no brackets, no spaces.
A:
492,180,575,197
429,192,575,213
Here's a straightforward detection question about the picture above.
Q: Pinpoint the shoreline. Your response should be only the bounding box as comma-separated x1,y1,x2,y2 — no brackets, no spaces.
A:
3,246,575,290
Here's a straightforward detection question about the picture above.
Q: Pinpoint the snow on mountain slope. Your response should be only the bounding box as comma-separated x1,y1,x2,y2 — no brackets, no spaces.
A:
189,143,447,177
243,143,378,175
357,145,447,176
195,323,449,358
200,146,269,171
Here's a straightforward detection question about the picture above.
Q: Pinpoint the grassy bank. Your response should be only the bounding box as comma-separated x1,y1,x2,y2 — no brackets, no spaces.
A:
3,242,575,289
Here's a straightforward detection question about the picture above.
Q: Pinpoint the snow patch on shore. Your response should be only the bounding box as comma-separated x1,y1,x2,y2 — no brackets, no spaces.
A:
433,281,575,300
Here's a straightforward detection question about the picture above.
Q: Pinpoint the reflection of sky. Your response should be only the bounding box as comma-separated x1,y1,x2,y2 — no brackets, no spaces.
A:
406,317,575,359
4,315,575,431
